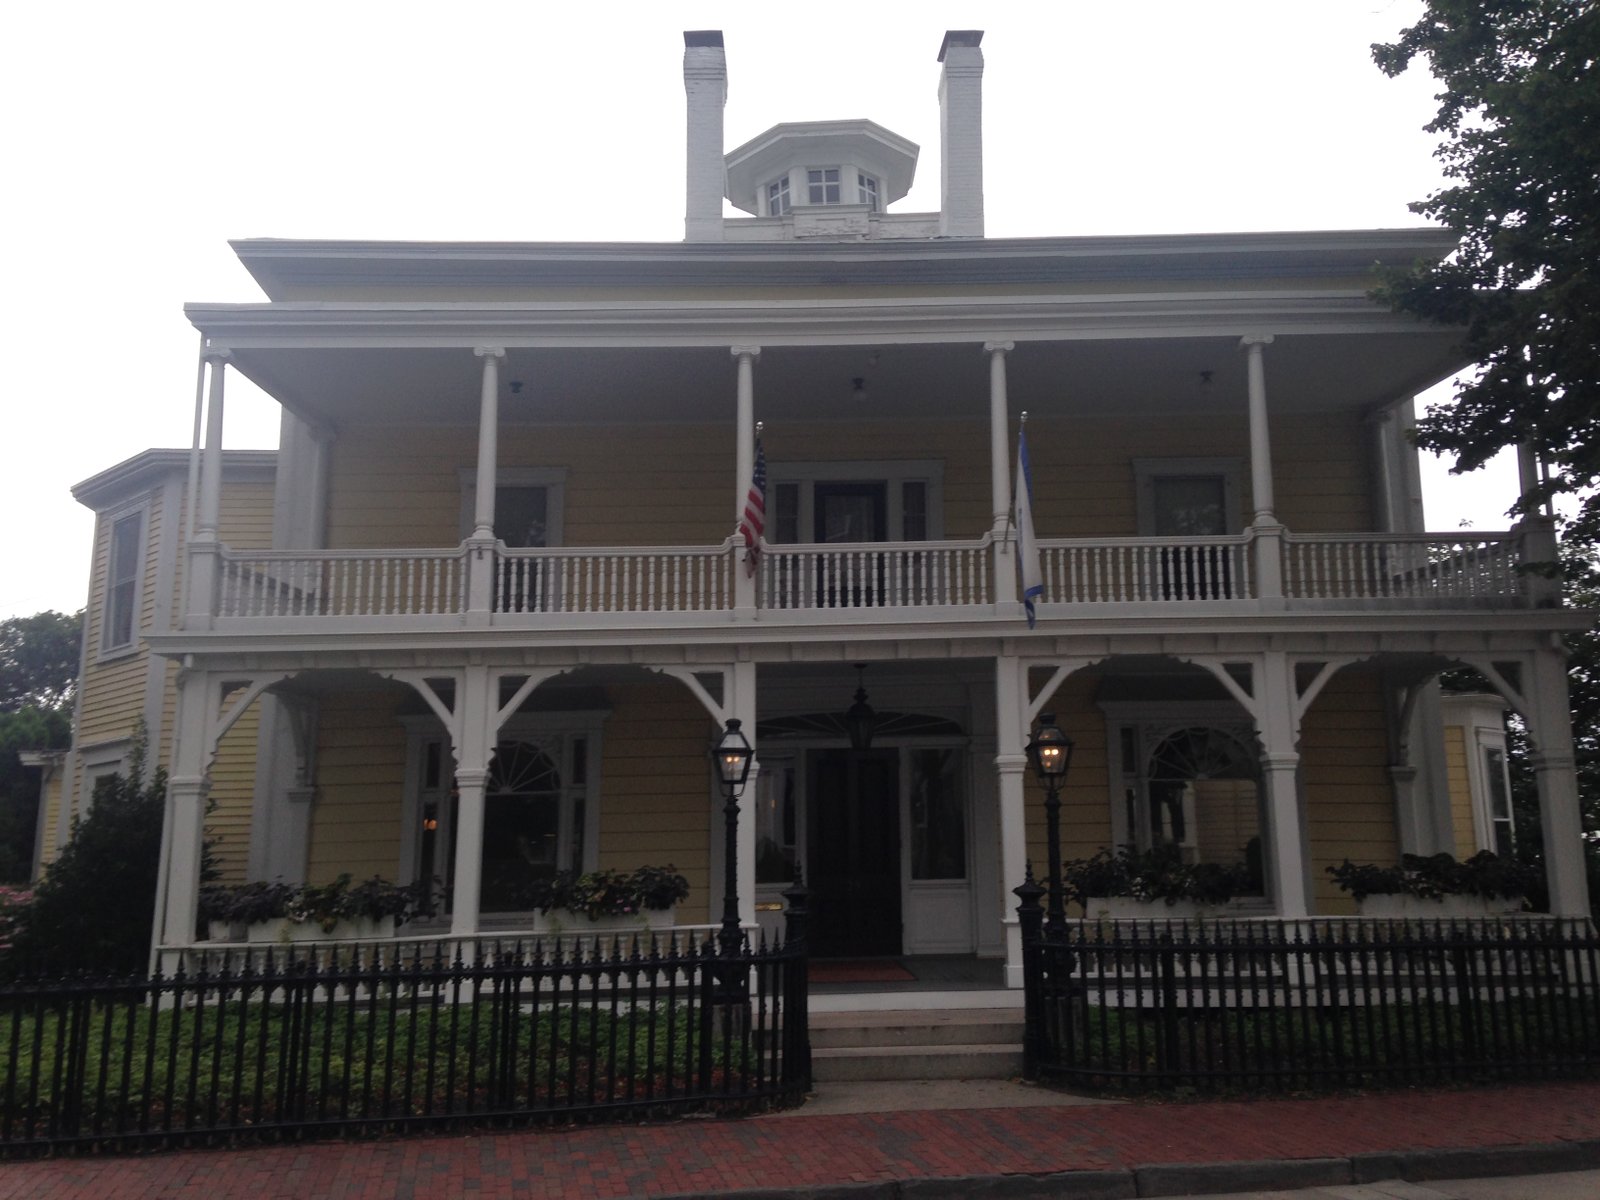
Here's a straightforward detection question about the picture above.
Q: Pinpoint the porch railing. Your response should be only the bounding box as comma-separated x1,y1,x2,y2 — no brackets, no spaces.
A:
757,537,992,610
0,930,808,1155
206,532,1536,622
1037,536,1254,603
495,544,733,615
1022,916,1600,1093
217,548,469,618
1283,533,1522,603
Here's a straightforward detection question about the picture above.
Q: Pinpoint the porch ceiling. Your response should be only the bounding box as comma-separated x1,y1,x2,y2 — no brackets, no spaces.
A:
224,330,1466,431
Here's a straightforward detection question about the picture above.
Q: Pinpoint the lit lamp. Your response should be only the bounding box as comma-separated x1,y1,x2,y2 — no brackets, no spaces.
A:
1026,712,1074,939
712,719,754,963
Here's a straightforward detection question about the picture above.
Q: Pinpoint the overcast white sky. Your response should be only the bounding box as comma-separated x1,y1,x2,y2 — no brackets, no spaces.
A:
0,0,1520,619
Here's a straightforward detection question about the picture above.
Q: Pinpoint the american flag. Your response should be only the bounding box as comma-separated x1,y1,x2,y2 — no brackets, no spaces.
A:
739,437,767,577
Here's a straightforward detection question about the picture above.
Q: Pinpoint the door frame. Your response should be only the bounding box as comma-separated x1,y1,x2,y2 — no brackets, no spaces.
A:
751,734,977,956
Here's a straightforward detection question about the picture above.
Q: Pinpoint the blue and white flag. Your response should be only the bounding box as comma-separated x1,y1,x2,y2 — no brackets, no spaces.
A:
1015,427,1043,628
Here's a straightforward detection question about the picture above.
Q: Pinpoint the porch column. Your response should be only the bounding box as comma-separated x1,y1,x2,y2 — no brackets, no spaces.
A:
732,347,760,615
449,665,497,938
994,654,1028,987
157,670,212,951
1526,648,1590,916
986,342,1018,606
1256,651,1310,918
466,347,504,621
184,350,228,628
1240,335,1284,602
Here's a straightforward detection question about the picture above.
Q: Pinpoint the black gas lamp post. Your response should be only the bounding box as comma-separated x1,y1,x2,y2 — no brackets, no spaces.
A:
711,719,754,963
1025,712,1075,940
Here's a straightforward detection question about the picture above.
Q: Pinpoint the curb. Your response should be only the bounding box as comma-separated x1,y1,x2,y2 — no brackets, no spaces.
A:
649,1137,1600,1200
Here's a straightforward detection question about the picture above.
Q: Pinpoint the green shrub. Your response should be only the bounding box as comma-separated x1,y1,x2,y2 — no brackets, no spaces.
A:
5,736,164,975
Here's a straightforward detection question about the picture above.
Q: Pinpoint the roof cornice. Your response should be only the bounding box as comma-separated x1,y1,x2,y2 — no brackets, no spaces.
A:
71,448,277,510
229,228,1457,298
186,291,1454,349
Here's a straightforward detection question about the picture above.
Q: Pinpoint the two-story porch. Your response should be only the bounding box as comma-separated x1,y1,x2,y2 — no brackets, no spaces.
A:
145,233,1593,985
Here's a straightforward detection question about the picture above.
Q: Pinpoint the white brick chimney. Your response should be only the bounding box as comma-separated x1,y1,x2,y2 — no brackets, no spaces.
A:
683,30,727,243
937,30,985,238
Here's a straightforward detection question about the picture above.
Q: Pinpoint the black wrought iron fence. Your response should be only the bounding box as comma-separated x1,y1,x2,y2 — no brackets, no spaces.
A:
1020,910,1600,1093
0,928,809,1156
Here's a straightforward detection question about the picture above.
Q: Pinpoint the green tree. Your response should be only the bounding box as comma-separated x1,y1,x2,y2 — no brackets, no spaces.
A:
6,733,165,975
1373,1,1600,542
0,610,81,712
0,610,81,882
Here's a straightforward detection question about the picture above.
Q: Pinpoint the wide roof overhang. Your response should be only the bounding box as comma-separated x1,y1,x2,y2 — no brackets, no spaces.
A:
198,228,1467,432
230,229,1457,298
188,296,1465,432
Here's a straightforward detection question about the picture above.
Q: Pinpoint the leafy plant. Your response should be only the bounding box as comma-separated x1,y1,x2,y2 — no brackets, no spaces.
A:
200,875,437,932
519,865,689,919
1065,845,1255,907
199,880,295,926
1327,850,1540,903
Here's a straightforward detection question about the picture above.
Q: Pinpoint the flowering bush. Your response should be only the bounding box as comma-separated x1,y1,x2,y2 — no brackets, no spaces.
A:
519,865,689,919
1327,851,1539,903
0,886,32,952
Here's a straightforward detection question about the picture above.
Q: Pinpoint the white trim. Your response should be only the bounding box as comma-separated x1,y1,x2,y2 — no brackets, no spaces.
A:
1133,457,1245,536
400,710,607,899
457,466,567,546
77,738,133,820
97,500,151,660
769,459,944,543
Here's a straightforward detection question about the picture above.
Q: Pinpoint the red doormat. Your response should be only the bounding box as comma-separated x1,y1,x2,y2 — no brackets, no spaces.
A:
808,959,916,984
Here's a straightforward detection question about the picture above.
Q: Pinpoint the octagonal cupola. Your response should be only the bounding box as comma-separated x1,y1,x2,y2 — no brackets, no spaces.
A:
683,29,983,243
725,120,919,229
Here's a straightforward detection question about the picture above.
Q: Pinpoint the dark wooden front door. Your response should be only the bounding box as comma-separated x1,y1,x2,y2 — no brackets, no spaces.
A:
808,749,901,957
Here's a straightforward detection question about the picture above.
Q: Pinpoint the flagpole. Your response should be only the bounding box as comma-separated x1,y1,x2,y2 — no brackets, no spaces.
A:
1014,412,1044,628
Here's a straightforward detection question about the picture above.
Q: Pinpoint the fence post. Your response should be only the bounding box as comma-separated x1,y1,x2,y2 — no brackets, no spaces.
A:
1158,933,1179,1081
782,871,813,1091
1015,865,1046,1080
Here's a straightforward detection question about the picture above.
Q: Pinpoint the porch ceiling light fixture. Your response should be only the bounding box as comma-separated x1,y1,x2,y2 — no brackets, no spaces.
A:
845,663,876,752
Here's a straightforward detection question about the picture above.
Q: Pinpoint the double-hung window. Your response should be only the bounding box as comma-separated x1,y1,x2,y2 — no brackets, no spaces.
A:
857,173,879,211
102,508,144,654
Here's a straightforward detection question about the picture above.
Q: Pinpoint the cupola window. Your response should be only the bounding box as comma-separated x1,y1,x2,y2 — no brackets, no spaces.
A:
807,168,841,204
857,173,879,211
766,175,791,215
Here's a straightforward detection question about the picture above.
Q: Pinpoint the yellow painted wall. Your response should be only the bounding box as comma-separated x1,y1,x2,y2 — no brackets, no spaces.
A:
205,697,260,886
306,689,409,883
322,409,1376,552
1017,663,1398,915
1443,725,1480,860
1301,667,1398,913
1023,671,1114,876
596,683,714,925
303,680,715,920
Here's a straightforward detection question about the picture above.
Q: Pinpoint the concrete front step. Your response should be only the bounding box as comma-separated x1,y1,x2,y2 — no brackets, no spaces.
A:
809,1008,1025,1081
812,1042,1025,1082
810,1007,1024,1049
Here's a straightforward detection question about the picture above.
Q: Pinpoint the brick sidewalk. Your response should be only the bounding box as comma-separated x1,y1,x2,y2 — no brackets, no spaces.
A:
4,1081,1599,1199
